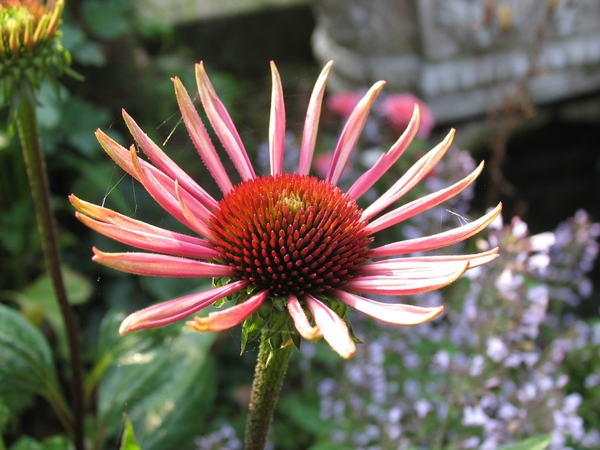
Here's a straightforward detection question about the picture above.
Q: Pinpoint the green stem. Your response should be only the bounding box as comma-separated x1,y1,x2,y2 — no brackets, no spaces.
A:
17,99,85,450
244,334,293,450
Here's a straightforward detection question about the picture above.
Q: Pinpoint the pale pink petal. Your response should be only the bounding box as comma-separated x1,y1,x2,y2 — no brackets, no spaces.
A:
304,294,355,358
96,131,214,228
346,105,420,200
361,248,499,276
172,77,233,194
333,289,444,326
75,212,220,260
298,61,333,175
174,180,216,242
362,129,455,220
129,145,214,239
69,195,216,252
326,81,386,186
122,111,218,210
195,62,255,181
287,294,322,341
371,203,502,258
92,247,233,278
119,280,249,334
96,128,158,181
187,289,268,332
269,61,285,176
366,161,484,234
346,261,468,295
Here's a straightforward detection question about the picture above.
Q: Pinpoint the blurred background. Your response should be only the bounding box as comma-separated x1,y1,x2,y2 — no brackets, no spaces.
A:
1,0,599,449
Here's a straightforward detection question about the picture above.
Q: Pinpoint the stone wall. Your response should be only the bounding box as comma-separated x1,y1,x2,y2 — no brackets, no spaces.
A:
312,0,600,122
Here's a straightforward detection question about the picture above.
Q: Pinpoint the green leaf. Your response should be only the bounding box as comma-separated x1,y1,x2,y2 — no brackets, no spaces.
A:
307,444,354,450
8,436,42,450
499,435,553,450
7,435,69,450
81,0,131,40
97,313,218,450
0,304,63,404
119,415,141,450
8,266,92,358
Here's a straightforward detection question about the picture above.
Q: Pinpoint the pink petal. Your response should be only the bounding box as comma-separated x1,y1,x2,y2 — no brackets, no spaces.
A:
269,61,285,176
362,129,455,220
304,294,355,358
346,105,420,200
174,180,216,242
287,294,323,341
195,62,255,181
298,61,333,175
119,280,249,334
129,145,214,239
361,248,500,276
96,131,214,230
69,195,216,254
366,161,484,234
92,247,233,278
346,261,468,295
75,211,220,260
122,110,218,210
333,289,444,325
371,203,502,258
326,81,386,186
172,77,233,194
187,289,268,332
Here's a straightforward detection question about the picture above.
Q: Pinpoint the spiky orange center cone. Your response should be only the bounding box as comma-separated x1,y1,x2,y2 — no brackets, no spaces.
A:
210,173,373,297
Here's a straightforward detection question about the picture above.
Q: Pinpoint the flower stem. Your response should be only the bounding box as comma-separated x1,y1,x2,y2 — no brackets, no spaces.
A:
16,98,85,450
244,334,293,450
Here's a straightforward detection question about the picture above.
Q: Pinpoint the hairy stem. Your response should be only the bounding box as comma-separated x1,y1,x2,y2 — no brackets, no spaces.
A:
17,99,85,450
244,334,293,450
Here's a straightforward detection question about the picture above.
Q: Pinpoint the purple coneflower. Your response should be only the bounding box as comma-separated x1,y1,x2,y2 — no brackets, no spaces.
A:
70,61,501,358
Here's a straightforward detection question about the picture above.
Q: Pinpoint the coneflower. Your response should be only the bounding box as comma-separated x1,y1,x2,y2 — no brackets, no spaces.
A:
71,61,501,359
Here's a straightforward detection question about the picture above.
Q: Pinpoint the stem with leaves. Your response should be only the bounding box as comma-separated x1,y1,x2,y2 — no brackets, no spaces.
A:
244,333,293,450
16,98,85,450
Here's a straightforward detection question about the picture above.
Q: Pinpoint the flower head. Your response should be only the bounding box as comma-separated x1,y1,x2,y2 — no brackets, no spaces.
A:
71,61,501,358
0,0,73,107
380,93,435,139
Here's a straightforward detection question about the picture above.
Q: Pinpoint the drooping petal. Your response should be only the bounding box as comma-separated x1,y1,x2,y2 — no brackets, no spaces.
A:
346,261,469,295
269,61,285,176
365,161,484,234
304,294,355,358
74,211,220,260
174,180,216,242
298,61,333,175
361,248,499,276
333,289,444,326
346,105,420,200
371,203,502,258
129,145,214,239
287,294,322,341
195,62,256,181
187,290,269,332
92,247,231,277
122,110,218,210
119,280,249,334
172,77,233,194
326,81,386,186
69,195,217,256
96,130,214,232
96,128,158,182
362,129,455,220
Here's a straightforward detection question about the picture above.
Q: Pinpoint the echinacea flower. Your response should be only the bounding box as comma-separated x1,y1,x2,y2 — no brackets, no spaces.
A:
70,61,501,358
381,93,435,139
0,0,74,107
326,90,361,117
